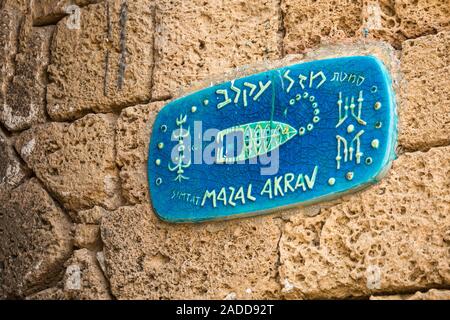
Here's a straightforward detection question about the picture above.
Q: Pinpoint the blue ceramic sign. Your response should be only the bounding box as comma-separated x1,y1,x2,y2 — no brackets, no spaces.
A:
148,56,397,223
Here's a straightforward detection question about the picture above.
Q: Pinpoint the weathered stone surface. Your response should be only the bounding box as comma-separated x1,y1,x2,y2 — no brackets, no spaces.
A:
62,249,111,300
282,0,364,53
77,206,107,224
116,101,165,204
0,128,29,191
26,286,66,300
398,31,450,151
362,0,450,49
152,0,282,99
32,0,101,25
279,146,450,299
101,204,282,299
371,288,450,300
283,0,450,53
15,113,123,212
27,249,112,300
0,8,22,121
47,0,154,121
1,17,53,131
0,178,72,298
74,224,101,251
0,0,29,12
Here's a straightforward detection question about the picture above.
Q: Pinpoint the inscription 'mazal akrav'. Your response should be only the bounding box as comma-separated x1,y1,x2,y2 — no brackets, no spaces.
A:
148,56,397,223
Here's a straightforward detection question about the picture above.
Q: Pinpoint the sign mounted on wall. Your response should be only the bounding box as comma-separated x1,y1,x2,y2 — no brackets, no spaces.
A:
148,56,397,223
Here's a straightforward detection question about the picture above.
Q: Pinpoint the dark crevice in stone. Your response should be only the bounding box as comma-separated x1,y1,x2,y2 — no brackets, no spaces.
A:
41,26,56,125
0,122,12,137
105,0,112,40
111,116,126,210
46,97,151,122
103,0,112,97
277,0,286,58
360,284,450,300
400,28,442,45
117,0,128,91
151,95,172,103
93,251,117,300
274,217,285,299
103,49,110,97
398,141,450,156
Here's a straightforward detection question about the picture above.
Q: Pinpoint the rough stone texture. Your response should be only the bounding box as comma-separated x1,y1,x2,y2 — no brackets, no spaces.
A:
74,224,102,251
77,206,107,224
101,204,282,299
279,146,450,299
32,0,102,26
46,0,154,121
398,31,450,151
62,249,111,300
152,0,282,99
0,0,29,12
361,0,450,49
282,0,364,53
283,0,450,53
116,101,165,204
26,286,66,300
0,178,72,298
0,128,30,191
27,249,112,300
1,17,53,131
371,288,450,300
0,8,22,122
15,113,123,212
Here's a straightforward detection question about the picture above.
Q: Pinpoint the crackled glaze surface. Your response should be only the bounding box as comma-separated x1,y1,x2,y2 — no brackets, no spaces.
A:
148,56,397,222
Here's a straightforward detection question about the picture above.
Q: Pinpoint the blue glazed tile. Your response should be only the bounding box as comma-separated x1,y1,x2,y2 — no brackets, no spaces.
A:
148,56,397,223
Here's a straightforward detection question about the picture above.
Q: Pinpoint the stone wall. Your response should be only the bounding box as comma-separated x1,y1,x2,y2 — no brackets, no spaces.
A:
0,0,449,300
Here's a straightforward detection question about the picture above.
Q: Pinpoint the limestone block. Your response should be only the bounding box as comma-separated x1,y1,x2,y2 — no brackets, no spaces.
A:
15,113,123,212
116,101,165,204
283,0,450,53
101,204,282,299
0,178,72,298
282,0,364,53
47,0,154,121
1,17,53,131
361,0,450,48
74,224,102,251
398,31,450,151
152,0,282,99
279,146,450,299
0,8,22,120
0,128,29,191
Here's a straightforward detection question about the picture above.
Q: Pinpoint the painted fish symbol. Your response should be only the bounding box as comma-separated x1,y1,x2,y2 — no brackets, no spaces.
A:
216,121,297,164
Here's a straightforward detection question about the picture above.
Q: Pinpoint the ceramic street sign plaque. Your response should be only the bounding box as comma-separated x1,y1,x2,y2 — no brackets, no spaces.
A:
148,56,397,223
